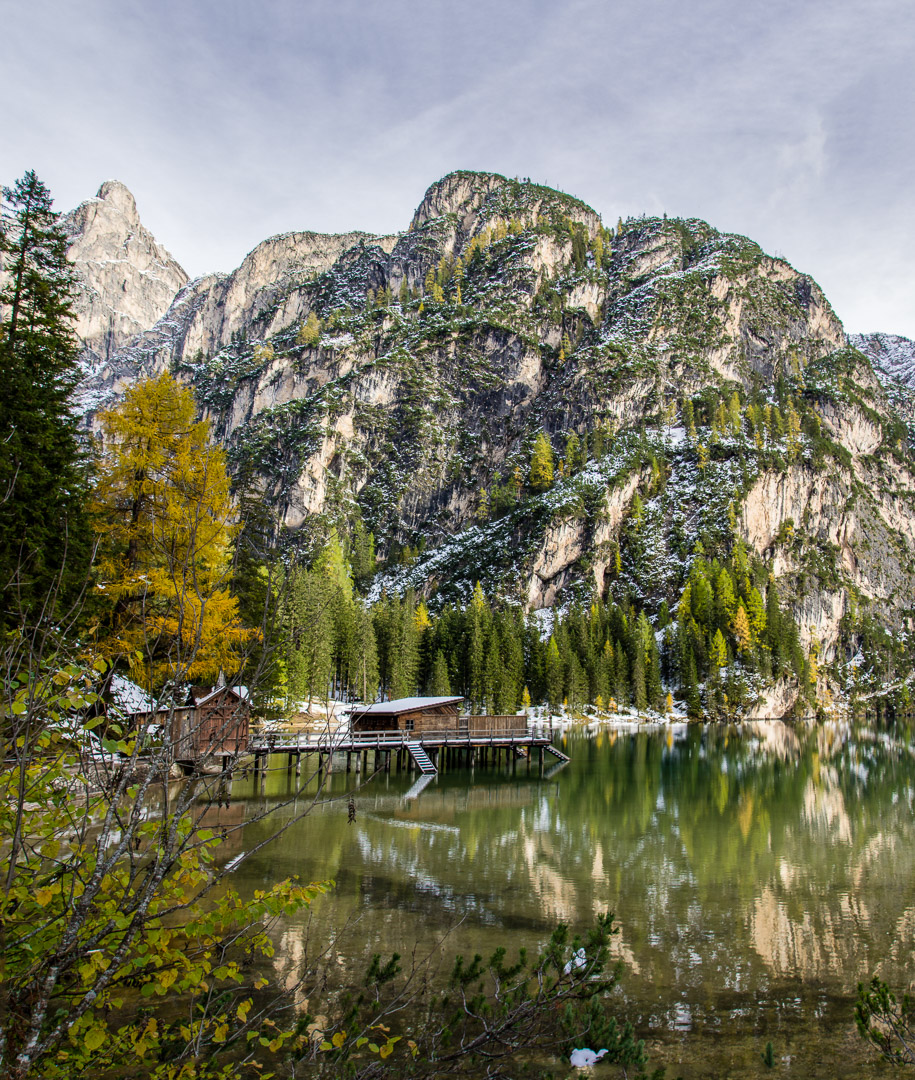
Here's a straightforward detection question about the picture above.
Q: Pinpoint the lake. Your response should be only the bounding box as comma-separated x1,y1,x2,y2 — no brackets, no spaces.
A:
218,718,912,1077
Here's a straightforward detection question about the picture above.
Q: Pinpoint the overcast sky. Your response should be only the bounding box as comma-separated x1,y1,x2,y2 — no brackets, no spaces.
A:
3,0,914,336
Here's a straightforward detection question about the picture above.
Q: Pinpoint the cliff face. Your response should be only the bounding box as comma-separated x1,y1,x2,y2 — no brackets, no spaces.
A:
63,181,188,364
68,171,915,711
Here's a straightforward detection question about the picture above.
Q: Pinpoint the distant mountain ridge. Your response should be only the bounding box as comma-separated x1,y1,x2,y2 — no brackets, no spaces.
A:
62,171,915,714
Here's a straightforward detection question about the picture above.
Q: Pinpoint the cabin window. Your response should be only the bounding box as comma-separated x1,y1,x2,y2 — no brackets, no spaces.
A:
404,717,414,731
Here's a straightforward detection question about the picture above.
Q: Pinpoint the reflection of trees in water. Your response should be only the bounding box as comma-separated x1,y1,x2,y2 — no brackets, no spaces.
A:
223,720,915,998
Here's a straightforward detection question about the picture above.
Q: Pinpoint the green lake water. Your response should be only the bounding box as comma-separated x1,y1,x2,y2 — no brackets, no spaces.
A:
215,719,915,1077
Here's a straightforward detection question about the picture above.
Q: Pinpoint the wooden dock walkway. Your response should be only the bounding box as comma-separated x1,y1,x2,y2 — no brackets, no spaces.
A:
246,722,569,777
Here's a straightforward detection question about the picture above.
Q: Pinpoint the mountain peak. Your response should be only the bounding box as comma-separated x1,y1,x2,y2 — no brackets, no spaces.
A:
95,179,139,221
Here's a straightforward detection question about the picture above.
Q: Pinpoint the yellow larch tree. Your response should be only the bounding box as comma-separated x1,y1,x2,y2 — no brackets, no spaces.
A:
90,372,256,689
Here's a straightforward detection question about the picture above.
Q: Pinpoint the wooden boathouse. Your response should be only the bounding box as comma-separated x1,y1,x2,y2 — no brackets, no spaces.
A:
250,696,568,777
131,685,251,767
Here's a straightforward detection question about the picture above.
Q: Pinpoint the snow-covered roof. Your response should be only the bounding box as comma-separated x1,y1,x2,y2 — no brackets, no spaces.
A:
352,696,463,715
110,674,155,713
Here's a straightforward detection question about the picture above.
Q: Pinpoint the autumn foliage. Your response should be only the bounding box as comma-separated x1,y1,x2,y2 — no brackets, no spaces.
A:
90,372,257,688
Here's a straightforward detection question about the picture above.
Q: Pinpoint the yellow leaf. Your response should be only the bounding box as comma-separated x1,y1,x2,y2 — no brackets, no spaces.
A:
35,887,53,907
84,1026,106,1051
332,1031,346,1048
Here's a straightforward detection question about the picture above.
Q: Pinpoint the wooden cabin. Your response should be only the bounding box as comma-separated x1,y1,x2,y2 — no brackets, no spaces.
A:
133,685,251,763
350,696,464,733
348,697,527,737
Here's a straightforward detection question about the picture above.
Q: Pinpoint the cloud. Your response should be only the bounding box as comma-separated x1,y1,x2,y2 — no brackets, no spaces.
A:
3,0,914,333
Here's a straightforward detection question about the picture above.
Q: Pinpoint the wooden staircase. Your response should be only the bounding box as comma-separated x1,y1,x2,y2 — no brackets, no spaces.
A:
406,742,437,774
545,743,570,763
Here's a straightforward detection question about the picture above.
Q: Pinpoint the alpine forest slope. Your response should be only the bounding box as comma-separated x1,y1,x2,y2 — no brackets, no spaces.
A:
71,170,915,717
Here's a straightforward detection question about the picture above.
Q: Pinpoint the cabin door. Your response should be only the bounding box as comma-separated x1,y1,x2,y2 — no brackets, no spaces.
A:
459,714,468,734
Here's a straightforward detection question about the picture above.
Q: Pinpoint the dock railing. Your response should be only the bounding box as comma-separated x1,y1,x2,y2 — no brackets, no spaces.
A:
250,719,556,753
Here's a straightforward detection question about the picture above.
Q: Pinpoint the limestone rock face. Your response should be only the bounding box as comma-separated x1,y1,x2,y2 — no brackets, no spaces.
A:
175,229,398,363
63,181,188,363
65,170,915,715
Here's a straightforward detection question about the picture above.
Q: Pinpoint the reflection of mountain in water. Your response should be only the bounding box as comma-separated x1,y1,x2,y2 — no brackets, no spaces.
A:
224,718,915,1024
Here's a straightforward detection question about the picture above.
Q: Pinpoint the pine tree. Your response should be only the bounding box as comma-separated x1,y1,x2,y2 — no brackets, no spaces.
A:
483,629,502,712
746,587,766,640
545,635,564,710
632,646,647,712
786,402,802,459
528,432,555,490
710,628,728,669
565,432,581,474
614,641,629,706
715,568,737,630
685,651,702,718
350,520,376,588
0,171,90,627
683,399,697,442
389,591,420,699
468,582,489,710
429,648,451,696
346,603,379,703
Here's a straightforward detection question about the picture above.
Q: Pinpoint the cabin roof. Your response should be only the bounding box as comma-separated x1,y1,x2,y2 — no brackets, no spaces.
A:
195,685,250,707
351,696,463,716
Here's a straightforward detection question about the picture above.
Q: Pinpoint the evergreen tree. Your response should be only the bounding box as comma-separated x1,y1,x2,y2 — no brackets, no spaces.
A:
484,628,502,712
709,628,728,669
746,586,766,639
468,582,489,710
0,171,90,628
429,648,451,696
389,591,420,698
544,635,564,711
346,602,379,703
565,432,581,474
614,641,630,706
350,519,376,588
684,651,702,718
631,647,647,712
715,567,737,630
646,636,664,710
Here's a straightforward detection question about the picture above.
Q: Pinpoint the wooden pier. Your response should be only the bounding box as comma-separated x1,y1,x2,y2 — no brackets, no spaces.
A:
247,721,570,778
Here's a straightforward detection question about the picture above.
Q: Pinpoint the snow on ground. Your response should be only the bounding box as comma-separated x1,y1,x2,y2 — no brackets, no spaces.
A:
851,331,915,389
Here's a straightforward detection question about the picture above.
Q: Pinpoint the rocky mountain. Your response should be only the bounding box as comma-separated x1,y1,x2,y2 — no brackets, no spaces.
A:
69,171,915,712
63,181,189,364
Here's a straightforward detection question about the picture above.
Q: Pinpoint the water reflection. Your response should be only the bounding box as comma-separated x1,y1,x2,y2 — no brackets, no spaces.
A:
209,718,915,1077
